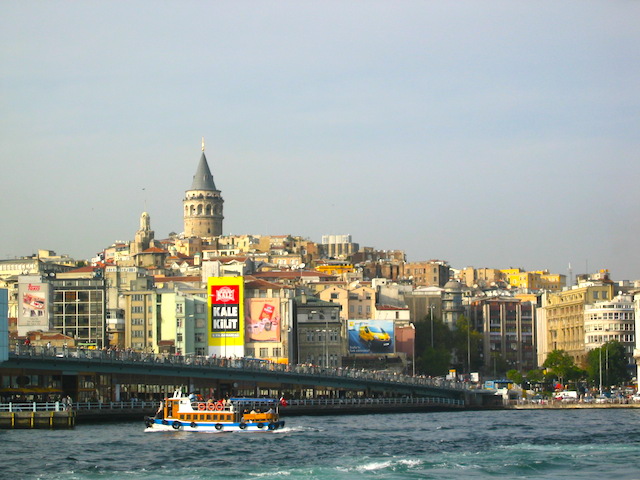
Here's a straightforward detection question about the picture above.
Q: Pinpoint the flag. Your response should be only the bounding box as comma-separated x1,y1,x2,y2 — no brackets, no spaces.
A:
279,396,288,407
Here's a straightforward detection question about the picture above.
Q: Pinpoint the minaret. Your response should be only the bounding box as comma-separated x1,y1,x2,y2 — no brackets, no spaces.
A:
131,211,155,255
183,138,224,238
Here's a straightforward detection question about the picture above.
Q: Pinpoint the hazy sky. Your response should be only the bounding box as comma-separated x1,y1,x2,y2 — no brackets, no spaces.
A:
2,1,639,280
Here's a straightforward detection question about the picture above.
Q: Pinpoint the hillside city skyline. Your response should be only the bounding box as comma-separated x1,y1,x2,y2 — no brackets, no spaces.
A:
3,3,638,280
5,146,633,286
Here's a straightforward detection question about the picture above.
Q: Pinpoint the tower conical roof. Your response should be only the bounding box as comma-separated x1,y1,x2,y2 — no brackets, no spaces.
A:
190,152,217,191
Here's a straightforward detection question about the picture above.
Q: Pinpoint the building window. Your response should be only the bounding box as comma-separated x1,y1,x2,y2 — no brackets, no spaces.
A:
259,348,268,357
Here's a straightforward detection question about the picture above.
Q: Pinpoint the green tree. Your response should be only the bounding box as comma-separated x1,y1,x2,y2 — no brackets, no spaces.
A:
585,341,629,388
415,347,451,377
453,315,483,373
414,315,455,376
506,369,524,385
542,350,578,385
526,369,543,383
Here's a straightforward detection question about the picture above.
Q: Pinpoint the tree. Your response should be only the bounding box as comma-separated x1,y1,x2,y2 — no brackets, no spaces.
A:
542,350,578,385
526,369,543,383
415,347,452,377
414,315,456,376
585,341,629,388
453,315,483,373
506,369,524,385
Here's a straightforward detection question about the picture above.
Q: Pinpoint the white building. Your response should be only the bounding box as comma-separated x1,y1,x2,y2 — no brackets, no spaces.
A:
584,293,636,368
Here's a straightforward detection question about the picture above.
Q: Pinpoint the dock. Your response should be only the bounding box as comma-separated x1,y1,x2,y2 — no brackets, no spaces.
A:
0,410,75,429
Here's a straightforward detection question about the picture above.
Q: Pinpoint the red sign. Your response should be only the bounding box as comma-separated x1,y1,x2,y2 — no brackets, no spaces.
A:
211,285,239,304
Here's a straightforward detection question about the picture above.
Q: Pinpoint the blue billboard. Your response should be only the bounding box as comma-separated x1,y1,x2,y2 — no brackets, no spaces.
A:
347,319,394,354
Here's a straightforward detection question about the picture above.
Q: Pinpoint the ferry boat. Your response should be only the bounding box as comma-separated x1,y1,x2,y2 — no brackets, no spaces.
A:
144,389,285,432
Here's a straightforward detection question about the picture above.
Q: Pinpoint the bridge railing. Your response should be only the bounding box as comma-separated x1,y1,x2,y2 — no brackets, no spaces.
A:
286,396,464,408
0,400,160,413
0,397,461,414
9,345,474,391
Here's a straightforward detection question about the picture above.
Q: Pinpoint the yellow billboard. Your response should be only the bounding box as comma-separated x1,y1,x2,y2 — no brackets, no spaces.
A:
208,277,244,351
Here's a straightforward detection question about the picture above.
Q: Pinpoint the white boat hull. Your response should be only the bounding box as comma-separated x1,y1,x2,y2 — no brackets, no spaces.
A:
144,417,285,433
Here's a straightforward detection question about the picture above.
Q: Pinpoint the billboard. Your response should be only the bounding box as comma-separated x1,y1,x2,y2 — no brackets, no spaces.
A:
17,281,51,336
347,319,394,354
208,277,244,353
245,298,281,342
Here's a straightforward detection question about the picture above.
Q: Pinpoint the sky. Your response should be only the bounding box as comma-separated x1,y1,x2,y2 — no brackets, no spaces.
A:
1,1,639,281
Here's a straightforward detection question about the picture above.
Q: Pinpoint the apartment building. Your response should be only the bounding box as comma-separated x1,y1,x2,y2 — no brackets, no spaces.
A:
403,260,450,288
584,293,635,367
469,296,536,372
541,280,614,365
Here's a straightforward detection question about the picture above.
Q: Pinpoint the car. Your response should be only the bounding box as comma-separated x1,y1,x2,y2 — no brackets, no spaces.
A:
631,394,640,403
555,391,578,402
359,325,391,348
595,394,610,404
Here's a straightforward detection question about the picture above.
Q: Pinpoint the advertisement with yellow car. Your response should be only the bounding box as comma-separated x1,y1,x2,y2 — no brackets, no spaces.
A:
347,319,394,354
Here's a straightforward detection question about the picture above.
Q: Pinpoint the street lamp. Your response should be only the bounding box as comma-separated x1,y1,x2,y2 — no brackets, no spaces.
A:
599,348,603,394
429,305,435,348
412,325,416,377
325,314,329,368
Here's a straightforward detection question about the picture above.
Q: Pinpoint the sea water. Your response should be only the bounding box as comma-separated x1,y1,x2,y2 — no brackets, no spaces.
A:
2,409,639,479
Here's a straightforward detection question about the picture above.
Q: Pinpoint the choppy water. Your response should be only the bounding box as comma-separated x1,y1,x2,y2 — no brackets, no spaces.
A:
2,409,640,479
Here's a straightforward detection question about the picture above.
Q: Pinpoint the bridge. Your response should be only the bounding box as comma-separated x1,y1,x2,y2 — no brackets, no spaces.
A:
1,346,498,408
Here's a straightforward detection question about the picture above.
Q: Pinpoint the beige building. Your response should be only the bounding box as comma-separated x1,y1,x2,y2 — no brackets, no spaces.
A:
403,260,451,287
317,284,350,320
541,281,614,365
122,289,158,352
347,283,376,319
458,267,503,288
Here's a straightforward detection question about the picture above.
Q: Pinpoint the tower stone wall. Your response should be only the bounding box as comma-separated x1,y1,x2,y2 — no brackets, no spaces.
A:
183,148,223,238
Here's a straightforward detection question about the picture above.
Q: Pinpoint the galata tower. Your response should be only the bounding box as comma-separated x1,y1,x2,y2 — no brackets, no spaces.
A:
183,139,224,238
